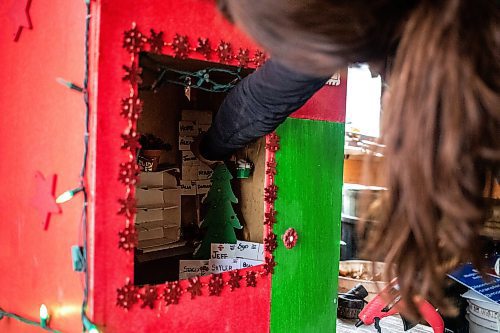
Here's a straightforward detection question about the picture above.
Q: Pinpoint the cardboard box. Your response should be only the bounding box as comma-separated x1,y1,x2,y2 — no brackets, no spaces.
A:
240,259,264,269
210,243,236,259
179,120,198,136
182,110,213,124
136,188,181,209
179,260,210,280
197,164,213,180
179,136,194,151
181,151,199,166
196,180,212,195
135,207,180,228
179,181,197,195
138,170,177,189
137,226,164,241
235,240,263,260
209,258,240,274
181,165,199,181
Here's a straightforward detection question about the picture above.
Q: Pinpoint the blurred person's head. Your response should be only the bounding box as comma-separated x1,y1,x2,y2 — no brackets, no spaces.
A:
219,0,500,319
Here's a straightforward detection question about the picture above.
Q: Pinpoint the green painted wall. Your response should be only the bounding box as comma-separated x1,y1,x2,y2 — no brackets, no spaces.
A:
270,118,345,333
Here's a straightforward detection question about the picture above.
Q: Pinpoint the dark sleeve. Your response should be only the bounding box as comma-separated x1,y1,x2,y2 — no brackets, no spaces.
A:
199,59,330,160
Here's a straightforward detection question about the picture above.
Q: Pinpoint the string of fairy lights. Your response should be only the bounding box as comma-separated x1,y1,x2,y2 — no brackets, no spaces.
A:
0,1,98,332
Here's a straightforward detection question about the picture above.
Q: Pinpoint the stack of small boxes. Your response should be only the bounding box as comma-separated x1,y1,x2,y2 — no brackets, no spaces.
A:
178,110,214,197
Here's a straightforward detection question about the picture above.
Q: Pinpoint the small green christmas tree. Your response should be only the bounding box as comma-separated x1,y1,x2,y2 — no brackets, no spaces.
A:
193,164,242,259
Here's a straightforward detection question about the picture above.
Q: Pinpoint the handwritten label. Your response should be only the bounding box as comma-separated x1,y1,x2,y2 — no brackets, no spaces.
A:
182,151,199,166
180,181,196,195
236,241,263,260
211,243,236,259
179,120,198,136
198,165,213,180
178,136,194,151
240,259,263,269
209,258,240,274
179,260,210,280
196,180,212,194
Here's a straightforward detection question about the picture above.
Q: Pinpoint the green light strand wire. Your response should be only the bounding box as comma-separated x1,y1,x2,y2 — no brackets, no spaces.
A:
0,309,62,333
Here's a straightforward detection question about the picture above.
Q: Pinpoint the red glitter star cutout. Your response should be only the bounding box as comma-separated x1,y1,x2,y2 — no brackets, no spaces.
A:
32,171,61,230
263,256,277,275
245,271,257,287
123,23,147,54
264,184,278,203
118,224,138,251
208,274,224,296
118,161,140,185
117,194,137,218
116,280,139,310
216,40,232,64
266,159,277,176
122,63,143,86
264,209,277,226
236,48,250,67
196,38,212,59
148,29,165,54
283,228,298,249
121,129,141,152
140,285,158,309
186,277,203,299
253,50,267,67
171,34,190,59
120,97,143,120
228,271,242,291
9,0,33,41
266,132,280,152
163,281,182,305
264,232,278,253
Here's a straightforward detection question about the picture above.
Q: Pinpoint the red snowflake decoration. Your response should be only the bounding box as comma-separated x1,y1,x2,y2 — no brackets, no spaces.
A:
228,271,242,291
245,271,257,287
172,34,190,59
148,29,165,54
186,277,203,299
263,256,277,275
118,224,138,251
264,184,278,203
118,161,140,185
163,281,183,305
208,274,224,296
140,285,158,309
236,48,250,67
264,232,278,253
253,50,267,67
116,280,139,310
123,24,147,54
121,129,141,152
123,63,143,86
120,96,143,120
283,228,298,249
266,159,277,176
195,38,212,59
264,209,277,226
266,133,280,152
216,40,232,64
117,194,137,218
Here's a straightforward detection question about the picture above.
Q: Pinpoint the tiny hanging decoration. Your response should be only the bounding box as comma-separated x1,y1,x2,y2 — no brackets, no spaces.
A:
245,271,257,287
264,232,278,253
263,256,277,275
228,271,242,291
116,280,139,310
264,184,278,204
236,159,253,179
236,48,250,67
9,0,33,41
148,29,165,54
171,33,190,59
118,224,138,251
32,171,61,230
216,40,233,64
283,228,298,249
186,277,203,299
264,209,277,226
208,274,224,296
122,63,143,86
195,37,212,59
120,97,143,120
117,194,137,218
123,23,147,54
140,285,158,309
118,161,140,185
163,281,182,305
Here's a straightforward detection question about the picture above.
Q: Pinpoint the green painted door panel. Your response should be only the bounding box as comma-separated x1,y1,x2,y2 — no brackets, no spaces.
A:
270,118,345,333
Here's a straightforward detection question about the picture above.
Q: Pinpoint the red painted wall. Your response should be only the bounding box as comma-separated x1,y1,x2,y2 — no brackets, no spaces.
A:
0,0,89,332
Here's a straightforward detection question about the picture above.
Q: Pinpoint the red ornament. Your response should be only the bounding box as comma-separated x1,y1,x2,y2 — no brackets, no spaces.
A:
245,271,257,287
216,40,232,64
118,224,137,251
186,276,203,299
120,97,143,120
140,285,158,309
266,159,277,176
172,34,190,59
208,274,224,296
195,38,212,59
117,194,137,218
264,232,278,253
9,0,33,41
228,271,242,291
264,209,277,226
32,171,61,230
122,63,143,86
121,129,141,152
264,184,278,203
123,23,147,54
283,228,298,249
163,281,182,305
118,161,140,185
116,280,139,310
236,48,250,67
253,50,267,67
148,29,165,54
263,256,277,275
266,132,280,152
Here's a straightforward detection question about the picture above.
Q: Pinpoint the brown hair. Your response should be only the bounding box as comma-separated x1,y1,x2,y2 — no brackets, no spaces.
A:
220,0,500,319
